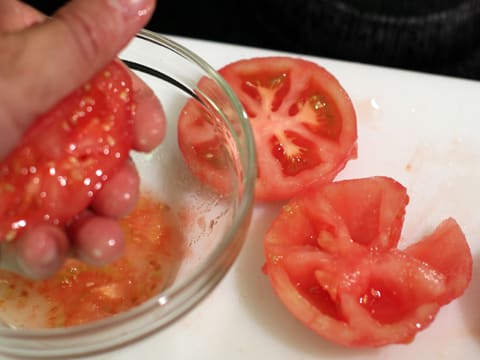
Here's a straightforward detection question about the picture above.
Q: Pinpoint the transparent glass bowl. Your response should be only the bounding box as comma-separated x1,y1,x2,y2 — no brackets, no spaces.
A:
0,30,256,358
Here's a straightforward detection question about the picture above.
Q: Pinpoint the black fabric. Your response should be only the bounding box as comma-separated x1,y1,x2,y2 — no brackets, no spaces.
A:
23,0,480,80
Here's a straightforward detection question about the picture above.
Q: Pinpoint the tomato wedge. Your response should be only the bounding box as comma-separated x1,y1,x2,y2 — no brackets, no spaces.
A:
178,56,357,201
0,61,134,241
404,218,473,304
264,177,472,347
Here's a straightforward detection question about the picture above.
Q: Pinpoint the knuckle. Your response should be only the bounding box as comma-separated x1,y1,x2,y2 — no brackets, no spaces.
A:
55,7,103,65
0,36,33,142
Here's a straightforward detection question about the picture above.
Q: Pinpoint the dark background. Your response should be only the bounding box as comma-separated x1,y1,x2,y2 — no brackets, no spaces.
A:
24,0,480,80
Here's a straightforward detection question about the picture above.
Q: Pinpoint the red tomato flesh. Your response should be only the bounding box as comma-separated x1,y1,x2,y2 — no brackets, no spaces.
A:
178,57,357,201
264,176,472,347
0,61,133,241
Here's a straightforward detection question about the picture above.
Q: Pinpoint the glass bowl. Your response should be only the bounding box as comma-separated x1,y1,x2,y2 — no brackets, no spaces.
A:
0,30,256,358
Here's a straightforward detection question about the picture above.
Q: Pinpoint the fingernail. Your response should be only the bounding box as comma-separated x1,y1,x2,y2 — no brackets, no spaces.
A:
108,0,154,18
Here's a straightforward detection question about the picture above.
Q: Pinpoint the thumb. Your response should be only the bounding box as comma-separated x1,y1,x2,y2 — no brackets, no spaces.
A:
0,0,156,159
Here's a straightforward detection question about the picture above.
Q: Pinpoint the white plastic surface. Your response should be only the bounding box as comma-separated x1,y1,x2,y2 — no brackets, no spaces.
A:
91,34,480,360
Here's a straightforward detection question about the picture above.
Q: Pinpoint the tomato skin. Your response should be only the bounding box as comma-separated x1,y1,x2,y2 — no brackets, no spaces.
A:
0,61,134,241
219,57,357,201
264,177,472,348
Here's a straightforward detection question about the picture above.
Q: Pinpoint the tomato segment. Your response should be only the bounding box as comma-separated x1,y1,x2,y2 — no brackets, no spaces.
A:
271,130,323,176
404,218,472,303
264,177,472,347
0,61,134,241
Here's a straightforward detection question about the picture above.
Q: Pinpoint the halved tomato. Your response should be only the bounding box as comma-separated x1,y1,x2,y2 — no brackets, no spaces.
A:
0,61,134,241
178,56,357,201
264,176,472,347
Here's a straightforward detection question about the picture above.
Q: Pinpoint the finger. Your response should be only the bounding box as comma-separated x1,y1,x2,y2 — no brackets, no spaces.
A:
69,213,125,267
0,0,156,160
129,70,167,152
0,224,69,279
91,159,140,218
0,0,43,31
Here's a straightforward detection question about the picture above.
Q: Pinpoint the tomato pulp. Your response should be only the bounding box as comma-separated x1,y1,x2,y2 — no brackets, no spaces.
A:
263,177,472,347
0,61,133,241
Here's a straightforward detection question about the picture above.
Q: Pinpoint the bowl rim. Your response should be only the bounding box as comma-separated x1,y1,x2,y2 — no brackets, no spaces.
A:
0,29,257,349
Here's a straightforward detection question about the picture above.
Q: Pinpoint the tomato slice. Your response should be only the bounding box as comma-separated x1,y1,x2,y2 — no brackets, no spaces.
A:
0,61,133,241
264,177,472,347
178,56,357,201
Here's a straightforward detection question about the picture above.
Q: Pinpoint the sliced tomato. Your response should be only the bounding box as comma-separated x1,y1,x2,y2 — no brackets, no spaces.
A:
264,177,472,347
178,56,357,201
0,61,134,241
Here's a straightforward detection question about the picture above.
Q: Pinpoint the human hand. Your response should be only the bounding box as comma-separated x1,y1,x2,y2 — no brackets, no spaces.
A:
0,0,166,279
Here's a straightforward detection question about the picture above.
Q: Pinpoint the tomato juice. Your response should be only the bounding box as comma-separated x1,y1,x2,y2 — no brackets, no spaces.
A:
0,194,184,328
